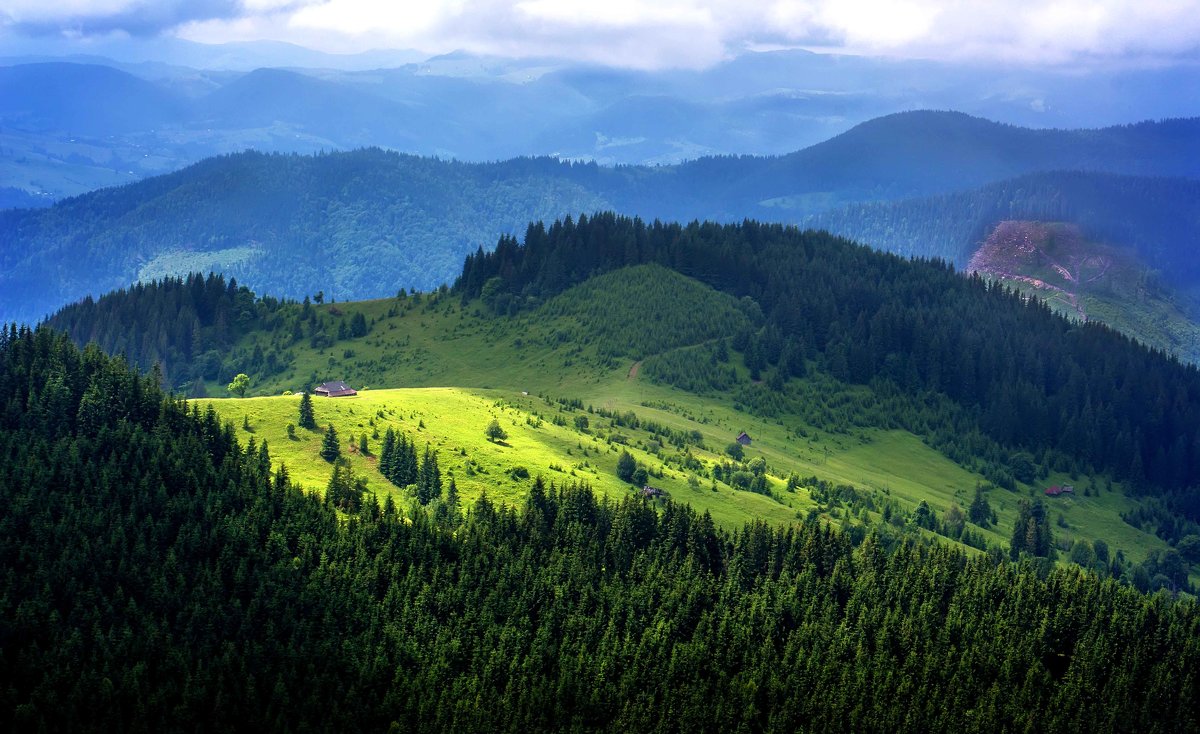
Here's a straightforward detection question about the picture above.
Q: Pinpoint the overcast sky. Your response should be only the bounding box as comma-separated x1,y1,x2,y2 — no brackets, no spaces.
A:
3,0,1200,70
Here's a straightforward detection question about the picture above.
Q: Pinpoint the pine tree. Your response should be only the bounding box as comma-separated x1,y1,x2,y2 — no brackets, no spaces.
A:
617,450,636,483
399,435,418,485
380,428,397,483
298,392,316,429
1010,499,1053,558
326,460,349,507
417,445,442,505
445,477,459,516
325,460,362,512
968,485,995,526
320,424,340,462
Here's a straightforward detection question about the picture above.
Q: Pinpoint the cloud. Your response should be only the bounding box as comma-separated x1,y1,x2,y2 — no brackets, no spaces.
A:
0,0,327,38
4,0,241,36
5,0,1200,69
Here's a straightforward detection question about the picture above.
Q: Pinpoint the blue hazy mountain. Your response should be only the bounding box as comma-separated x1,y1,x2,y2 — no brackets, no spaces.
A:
0,62,185,136
4,111,1199,325
4,47,1200,202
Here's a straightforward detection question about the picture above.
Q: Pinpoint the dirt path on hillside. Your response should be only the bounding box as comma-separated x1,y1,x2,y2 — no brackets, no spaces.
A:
1040,254,1088,322
628,360,642,379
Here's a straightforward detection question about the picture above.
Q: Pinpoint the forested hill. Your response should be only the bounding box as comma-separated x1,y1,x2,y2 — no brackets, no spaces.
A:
3,326,1200,731
42,272,274,389
807,171,1200,279
5,111,1200,323
0,149,616,324
721,112,1200,213
37,212,1200,507
460,214,1200,504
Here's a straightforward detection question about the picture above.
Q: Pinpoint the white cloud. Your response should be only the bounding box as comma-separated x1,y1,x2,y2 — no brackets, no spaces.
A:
289,0,456,37
7,0,1200,69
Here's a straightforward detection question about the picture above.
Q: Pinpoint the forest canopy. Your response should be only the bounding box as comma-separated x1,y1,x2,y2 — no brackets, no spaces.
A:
0,325,1198,731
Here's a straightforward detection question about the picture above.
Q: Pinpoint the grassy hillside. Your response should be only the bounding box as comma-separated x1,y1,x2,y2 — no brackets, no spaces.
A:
197,268,1180,574
206,384,1172,571
44,212,1200,590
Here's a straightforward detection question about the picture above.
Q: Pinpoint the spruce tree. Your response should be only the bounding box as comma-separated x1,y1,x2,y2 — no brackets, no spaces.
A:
417,445,442,505
444,477,459,520
399,435,418,485
968,485,994,526
380,428,397,483
298,392,316,429
617,450,636,483
320,424,340,462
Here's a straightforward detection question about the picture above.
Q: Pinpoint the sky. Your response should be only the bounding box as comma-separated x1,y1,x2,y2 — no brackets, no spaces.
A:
2,0,1200,70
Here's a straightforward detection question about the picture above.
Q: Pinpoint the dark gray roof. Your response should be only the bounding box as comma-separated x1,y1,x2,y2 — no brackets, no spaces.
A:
317,381,353,392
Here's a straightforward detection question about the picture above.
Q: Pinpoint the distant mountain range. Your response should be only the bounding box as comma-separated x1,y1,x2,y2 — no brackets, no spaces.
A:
4,110,1200,328
4,48,1200,202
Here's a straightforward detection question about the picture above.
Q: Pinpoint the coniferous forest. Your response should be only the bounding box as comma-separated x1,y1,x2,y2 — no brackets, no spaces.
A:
460,214,1200,505
36,214,1200,569
1,326,1198,732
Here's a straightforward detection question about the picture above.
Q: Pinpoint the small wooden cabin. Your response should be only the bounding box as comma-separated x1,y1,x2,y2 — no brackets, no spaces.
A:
315,381,357,398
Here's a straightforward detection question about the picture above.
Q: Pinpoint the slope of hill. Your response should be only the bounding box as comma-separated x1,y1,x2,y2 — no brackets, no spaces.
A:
195,285,1181,575
0,149,615,323
808,171,1200,271
4,327,1198,731
805,172,1200,362
967,221,1200,363
0,62,185,135
763,112,1200,206
45,216,1200,591
196,68,428,149
6,113,1200,323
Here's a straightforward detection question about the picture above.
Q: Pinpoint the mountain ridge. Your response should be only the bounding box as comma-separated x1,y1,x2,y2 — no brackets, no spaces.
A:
6,54,1200,200
5,110,1200,324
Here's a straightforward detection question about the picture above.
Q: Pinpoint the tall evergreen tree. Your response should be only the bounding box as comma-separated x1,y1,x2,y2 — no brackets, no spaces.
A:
398,434,418,486
1010,499,1053,558
298,391,316,429
617,450,636,483
969,485,995,526
320,424,340,462
380,428,397,483
417,445,442,505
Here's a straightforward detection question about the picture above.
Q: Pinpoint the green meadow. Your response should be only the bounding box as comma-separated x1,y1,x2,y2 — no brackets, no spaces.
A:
202,264,1177,567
